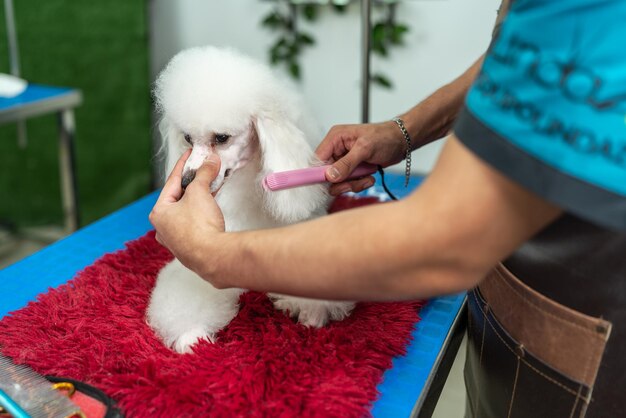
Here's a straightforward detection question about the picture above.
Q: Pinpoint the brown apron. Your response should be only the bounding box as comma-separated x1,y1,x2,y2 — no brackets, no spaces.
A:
464,214,626,418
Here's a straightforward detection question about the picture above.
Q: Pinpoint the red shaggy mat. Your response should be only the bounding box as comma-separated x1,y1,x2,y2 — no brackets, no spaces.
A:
0,196,423,418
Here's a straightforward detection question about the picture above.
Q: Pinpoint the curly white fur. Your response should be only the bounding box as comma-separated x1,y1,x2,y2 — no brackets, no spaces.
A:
146,46,354,353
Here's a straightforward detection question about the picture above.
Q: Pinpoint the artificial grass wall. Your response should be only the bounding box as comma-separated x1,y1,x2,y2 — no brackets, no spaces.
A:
0,1,152,228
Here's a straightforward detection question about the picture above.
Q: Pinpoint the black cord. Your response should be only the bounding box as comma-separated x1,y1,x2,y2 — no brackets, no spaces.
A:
377,165,398,201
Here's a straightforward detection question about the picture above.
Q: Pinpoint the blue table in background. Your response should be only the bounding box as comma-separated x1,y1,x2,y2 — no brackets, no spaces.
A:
0,172,466,418
0,84,82,231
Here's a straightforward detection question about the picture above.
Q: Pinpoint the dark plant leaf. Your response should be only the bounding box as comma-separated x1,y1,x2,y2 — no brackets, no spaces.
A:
289,61,301,79
395,24,409,35
372,40,388,57
270,37,292,62
332,4,348,13
372,22,387,43
301,4,319,21
262,12,286,29
271,39,286,53
297,32,315,46
371,22,388,56
390,23,409,44
288,38,300,56
371,73,393,89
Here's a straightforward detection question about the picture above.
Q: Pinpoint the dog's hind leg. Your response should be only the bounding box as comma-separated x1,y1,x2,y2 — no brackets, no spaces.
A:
268,294,355,328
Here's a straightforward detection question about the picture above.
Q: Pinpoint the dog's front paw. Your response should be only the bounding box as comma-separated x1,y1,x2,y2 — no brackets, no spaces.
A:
271,296,354,328
147,260,245,354
170,327,216,354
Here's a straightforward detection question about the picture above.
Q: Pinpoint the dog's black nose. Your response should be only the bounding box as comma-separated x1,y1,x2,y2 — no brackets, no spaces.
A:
181,170,196,189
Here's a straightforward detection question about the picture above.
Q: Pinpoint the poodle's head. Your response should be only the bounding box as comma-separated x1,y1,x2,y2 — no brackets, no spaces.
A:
154,46,327,222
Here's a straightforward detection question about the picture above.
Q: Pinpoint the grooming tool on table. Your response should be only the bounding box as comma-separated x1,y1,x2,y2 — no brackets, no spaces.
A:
263,162,378,191
0,354,84,418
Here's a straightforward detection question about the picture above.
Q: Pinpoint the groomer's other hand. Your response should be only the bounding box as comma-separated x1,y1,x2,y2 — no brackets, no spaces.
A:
316,121,407,196
150,152,225,269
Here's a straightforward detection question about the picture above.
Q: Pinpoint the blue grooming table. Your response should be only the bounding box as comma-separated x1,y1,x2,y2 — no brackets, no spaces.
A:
0,173,465,418
0,84,82,231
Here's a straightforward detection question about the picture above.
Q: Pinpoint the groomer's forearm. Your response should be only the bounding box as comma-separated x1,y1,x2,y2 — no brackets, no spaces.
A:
399,55,484,148
202,199,469,301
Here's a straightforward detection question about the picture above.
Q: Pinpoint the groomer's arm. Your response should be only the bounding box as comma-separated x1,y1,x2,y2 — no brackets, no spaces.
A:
318,56,485,196
152,136,560,302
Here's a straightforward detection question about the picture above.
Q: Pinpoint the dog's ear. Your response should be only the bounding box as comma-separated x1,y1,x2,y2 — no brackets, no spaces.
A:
159,117,187,181
254,113,329,223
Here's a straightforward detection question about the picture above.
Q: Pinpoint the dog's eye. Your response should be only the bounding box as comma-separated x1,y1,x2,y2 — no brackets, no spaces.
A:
184,134,192,144
215,134,230,144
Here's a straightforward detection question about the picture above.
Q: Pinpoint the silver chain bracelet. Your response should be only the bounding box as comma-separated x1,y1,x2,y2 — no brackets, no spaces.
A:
392,117,412,187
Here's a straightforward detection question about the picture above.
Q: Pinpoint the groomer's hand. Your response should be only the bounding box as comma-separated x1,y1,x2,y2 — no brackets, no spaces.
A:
150,151,225,269
316,121,407,196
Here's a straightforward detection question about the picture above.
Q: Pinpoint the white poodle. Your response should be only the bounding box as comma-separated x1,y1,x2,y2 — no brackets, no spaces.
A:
147,46,355,354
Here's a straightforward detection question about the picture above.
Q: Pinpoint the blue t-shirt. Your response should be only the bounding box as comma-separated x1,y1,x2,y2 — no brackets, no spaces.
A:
454,0,626,230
